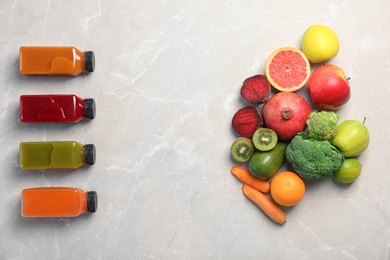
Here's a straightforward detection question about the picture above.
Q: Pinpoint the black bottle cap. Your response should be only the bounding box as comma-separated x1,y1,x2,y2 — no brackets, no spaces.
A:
84,51,95,73
84,98,96,119
87,191,98,213
84,144,96,165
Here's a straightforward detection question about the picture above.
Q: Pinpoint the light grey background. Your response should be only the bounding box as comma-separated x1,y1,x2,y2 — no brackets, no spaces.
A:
0,0,388,259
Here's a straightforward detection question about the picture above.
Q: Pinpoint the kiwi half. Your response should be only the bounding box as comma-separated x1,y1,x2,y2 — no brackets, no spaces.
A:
252,128,278,151
230,137,254,162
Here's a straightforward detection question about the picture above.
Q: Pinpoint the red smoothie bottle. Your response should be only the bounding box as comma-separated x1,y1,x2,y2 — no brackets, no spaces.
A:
20,94,96,123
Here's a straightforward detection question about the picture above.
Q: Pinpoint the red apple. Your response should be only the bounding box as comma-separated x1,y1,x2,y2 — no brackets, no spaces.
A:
308,64,351,110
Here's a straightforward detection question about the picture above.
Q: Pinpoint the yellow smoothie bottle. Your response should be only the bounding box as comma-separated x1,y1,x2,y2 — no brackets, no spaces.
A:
19,141,96,170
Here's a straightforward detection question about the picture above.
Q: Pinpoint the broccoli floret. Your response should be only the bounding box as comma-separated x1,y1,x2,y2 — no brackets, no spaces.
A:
286,133,344,180
306,110,339,140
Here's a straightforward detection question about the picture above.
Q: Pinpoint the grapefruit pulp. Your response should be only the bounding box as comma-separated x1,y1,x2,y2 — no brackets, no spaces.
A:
265,47,310,92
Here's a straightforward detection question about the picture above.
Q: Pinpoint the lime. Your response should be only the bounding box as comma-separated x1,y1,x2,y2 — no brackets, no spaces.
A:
333,158,362,184
302,24,339,63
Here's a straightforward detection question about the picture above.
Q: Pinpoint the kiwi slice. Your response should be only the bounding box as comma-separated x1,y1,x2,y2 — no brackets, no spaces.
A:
230,137,254,162
252,128,278,151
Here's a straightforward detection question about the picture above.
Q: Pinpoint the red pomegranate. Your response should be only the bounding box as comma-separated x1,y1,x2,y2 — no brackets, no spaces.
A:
262,92,312,141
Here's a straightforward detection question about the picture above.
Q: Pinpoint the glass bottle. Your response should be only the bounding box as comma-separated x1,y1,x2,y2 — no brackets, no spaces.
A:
19,46,95,76
20,94,96,123
19,141,96,170
21,187,98,217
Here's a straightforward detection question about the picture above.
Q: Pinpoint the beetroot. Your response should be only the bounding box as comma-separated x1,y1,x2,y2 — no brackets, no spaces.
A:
262,92,312,141
240,75,271,104
232,106,263,137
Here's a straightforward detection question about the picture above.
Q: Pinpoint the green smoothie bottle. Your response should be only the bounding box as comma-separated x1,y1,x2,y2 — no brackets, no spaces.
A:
19,141,96,170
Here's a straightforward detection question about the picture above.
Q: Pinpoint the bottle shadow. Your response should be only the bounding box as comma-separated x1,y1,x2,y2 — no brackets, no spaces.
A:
11,103,95,139
11,166,98,229
12,195,96,230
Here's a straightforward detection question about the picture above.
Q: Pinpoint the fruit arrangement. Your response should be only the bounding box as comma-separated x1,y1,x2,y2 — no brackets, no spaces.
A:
230,24,370,225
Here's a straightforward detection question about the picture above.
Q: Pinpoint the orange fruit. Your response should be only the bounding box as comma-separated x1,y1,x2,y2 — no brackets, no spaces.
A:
270,171,305,206
265,47,310,92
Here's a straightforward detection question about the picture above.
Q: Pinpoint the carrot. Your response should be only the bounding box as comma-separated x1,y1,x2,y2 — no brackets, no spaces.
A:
231,165,270,193
242,183,286,225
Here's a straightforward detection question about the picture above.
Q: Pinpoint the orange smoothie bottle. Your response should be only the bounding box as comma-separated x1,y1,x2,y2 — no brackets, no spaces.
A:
21,187,98,217
19,46,95,76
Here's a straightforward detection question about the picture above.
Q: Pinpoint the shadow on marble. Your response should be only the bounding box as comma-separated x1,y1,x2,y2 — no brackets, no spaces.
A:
11,194,96,230
10,57,95,107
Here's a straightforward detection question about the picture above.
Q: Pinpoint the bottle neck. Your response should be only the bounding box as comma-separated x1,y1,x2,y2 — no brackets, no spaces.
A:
83,144,96,166
84,51,95,72
87,191,98,212
82,98,96,119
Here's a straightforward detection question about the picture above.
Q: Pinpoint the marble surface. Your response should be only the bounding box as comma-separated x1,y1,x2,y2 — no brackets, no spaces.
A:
0,0,389,259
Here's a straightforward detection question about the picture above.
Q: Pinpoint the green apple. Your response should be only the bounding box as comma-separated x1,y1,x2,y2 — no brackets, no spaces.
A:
332,120,369,157
333,158,362,183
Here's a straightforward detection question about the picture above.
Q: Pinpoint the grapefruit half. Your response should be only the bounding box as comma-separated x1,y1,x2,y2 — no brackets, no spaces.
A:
265,47,310,92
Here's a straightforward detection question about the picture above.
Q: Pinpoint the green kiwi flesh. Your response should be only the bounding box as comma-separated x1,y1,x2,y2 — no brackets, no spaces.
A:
231,137,254,162
252,128,278,151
